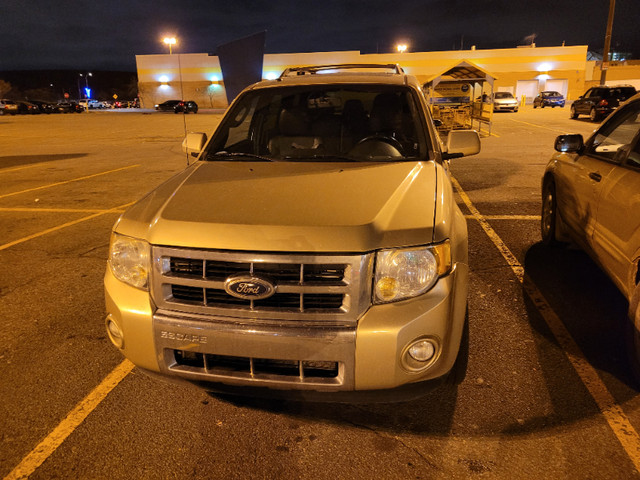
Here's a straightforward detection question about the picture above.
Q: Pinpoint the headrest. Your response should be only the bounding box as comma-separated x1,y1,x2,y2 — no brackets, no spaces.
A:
279,109,310,136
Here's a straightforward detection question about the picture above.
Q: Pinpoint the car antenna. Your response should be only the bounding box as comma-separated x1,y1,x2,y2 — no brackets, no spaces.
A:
177,53,190,167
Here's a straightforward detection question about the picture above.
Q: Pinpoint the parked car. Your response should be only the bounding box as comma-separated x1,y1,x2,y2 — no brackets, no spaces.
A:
155,99,198,113
56,101,85,113
79,99,106,110
105,63,481,400
29,100,56,114
492,92,519,112
541,92,640,382
533,91,566,108
570,85,637,122
15,101,40,114
0,99,18,115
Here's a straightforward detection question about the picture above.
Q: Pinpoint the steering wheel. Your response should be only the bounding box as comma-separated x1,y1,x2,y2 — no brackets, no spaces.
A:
354,135,404,155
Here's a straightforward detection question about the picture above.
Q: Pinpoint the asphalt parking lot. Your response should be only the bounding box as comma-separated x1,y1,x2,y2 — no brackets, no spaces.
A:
2,106,640,479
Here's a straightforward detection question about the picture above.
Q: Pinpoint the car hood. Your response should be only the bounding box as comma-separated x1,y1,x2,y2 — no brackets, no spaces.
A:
115,160,439,252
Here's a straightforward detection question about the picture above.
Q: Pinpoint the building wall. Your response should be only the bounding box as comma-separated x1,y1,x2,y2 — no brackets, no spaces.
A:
585,60,640,91
136,45,589,108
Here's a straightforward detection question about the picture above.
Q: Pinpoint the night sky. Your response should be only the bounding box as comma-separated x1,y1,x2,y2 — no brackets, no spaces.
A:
2,0,639,71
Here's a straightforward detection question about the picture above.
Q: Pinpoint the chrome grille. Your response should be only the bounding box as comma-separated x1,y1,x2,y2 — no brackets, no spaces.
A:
152,247,374,325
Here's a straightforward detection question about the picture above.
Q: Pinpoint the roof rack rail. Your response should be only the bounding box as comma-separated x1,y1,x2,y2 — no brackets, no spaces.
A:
279,63,404,78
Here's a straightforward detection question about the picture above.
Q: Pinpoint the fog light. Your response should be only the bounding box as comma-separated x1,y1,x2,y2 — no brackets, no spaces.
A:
105,315,124,349
408,339,436,362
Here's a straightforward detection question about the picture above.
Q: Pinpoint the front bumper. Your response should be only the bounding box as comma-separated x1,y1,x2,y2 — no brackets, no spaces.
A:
104,262,468,393
493,103,518,111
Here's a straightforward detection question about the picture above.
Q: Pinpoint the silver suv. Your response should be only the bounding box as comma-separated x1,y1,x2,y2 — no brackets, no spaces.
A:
105,64,481,400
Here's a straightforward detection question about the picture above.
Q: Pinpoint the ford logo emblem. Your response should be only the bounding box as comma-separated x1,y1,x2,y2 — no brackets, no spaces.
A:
224,275,275,300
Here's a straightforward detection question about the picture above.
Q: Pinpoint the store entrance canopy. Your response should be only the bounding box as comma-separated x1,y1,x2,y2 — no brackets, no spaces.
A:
423,59,497,91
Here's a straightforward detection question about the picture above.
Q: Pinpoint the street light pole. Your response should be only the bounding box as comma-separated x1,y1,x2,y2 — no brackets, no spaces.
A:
79,72,92,99
600,0,615,85
163,37,177,55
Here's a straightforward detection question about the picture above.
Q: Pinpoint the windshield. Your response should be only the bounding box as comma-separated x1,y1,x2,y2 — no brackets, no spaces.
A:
494,92,514,99
204,84,429,162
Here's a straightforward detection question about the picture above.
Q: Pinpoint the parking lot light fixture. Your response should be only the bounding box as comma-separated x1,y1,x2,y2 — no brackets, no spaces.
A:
397,44,408,53
163,37,177,54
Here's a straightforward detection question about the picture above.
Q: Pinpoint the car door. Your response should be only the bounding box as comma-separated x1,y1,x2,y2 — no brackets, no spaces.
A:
574,89,592,114
591,100,640,297
581,88,601,114
556,103,637,245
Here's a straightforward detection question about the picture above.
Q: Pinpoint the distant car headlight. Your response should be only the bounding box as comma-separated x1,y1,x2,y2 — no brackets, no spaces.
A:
108,233,150,290
374,241,451,303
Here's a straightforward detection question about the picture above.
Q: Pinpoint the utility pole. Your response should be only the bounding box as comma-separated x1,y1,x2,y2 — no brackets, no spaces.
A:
600,0,615,85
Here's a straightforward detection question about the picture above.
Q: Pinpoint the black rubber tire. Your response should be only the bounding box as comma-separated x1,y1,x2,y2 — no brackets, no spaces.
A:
625,293,640,389
541,180,559,246
570,105,578,119
590,107,600,122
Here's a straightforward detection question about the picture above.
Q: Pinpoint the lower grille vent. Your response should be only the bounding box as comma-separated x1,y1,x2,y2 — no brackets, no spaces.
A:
172,350,339,379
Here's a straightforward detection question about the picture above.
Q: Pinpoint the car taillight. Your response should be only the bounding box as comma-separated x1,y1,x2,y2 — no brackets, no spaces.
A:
598,99,609,107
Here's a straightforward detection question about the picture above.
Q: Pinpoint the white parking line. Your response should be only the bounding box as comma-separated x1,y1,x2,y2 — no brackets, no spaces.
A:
452,175,640,472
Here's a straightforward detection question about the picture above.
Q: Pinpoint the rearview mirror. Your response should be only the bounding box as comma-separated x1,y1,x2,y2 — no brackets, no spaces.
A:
182,132,208,157
443,130,481,159
554,134,584,153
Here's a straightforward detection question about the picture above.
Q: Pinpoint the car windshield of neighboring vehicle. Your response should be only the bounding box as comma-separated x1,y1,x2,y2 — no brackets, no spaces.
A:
494,92,514,99
543,91,560,97
204,85,428,162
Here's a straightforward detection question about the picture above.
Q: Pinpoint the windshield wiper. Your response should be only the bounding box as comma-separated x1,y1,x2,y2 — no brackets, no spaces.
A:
207,151,276,162
282,154,359,162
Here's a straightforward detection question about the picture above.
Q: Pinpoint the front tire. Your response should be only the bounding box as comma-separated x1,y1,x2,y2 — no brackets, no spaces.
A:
541,180,559,246
625,286,640,388
570,105,578,119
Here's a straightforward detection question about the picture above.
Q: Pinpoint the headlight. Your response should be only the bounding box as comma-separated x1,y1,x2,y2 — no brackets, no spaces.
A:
108,233,150,290
374,241,451,303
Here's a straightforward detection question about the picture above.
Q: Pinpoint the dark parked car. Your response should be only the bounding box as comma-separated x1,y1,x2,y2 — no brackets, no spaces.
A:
29,100,57,114
57,101,85,113
155,99,198,114
570,85,637,122
533,91,565,108
16,101,40,114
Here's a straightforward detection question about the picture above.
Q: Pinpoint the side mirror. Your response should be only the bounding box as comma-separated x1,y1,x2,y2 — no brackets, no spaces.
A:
554,134,584,153
443,130,481,159
182,132,208,157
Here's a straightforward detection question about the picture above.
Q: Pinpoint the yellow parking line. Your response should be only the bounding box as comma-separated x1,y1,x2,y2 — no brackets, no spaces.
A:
0,207,123,214
3,360,134,480
452,175,640,472
509,118,567,134
0,165,140,199
0,164,42,173
464,214,540,221
0,202,133,251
